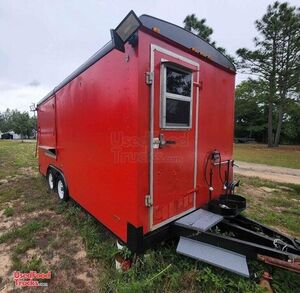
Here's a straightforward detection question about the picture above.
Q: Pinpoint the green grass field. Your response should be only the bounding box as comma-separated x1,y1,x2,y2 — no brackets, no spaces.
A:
234,144,300,169
0,140,300,292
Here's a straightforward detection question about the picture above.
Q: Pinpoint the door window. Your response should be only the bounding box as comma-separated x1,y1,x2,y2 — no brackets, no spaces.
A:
161,65,193,128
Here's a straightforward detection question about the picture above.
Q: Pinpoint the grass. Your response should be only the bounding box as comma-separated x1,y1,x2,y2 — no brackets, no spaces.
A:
237,176,300,238
11,254,44,272
1,140,300,292
0,219,50,244
64,202,265,293
0,140,37,179
0,187,20,207
3,207,14,217
0,217,50,273
14,238,36,254
234,143,300,169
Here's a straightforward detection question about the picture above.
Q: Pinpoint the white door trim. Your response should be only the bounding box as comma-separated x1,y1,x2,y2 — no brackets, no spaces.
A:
149,44,200,231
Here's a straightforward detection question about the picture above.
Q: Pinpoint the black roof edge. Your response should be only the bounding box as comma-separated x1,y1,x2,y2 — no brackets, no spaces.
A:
38,11,235,107
37,40,114,106
139,14,236,73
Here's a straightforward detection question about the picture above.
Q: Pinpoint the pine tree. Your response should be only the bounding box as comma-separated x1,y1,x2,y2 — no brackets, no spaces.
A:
236,2,300,147
183,14,234,63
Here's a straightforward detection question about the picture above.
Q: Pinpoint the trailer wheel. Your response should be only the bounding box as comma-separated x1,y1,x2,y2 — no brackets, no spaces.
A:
46,169,56,191
56,175,69,201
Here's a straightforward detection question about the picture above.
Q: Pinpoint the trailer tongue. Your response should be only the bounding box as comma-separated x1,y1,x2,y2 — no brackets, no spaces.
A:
173,208,300,277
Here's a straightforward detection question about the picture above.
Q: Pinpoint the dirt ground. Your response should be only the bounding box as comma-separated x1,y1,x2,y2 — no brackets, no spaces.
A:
0,169,102,292
234,161,300,185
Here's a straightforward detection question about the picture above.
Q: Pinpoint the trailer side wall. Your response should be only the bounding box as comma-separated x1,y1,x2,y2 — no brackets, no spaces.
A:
38,45,139,242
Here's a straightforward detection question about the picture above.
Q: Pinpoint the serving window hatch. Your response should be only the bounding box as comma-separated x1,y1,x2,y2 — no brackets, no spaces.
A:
160,63,193,129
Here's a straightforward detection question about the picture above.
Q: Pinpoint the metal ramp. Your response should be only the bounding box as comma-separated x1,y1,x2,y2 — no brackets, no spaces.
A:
175,208,223,232
173,212,300,276
174,209,249,277
176,237,250,277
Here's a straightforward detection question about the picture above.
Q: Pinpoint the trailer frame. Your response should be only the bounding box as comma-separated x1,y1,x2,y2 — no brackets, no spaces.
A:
172,212,300,273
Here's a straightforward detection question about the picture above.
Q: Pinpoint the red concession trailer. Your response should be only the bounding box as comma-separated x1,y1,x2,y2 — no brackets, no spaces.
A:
37,11,236,249
37,12,300,275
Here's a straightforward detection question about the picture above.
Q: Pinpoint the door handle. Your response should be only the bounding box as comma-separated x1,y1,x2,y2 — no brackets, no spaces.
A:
159,134,176,148
165,140,176,144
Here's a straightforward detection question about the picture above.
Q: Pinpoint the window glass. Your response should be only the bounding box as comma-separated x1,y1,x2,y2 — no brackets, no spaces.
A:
166,98,190,126
166,67,192,97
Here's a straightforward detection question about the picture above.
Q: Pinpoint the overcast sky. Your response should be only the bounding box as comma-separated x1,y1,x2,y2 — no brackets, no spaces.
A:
0,0,299,112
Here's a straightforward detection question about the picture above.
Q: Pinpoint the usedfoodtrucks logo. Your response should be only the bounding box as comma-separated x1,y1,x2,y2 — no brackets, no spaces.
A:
13,271,51,287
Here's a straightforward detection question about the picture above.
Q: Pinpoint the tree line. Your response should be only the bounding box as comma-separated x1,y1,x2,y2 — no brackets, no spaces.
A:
0,109,36,139
184,1,300,146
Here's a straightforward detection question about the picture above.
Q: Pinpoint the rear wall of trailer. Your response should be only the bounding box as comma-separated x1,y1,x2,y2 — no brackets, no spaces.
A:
135,28,235,235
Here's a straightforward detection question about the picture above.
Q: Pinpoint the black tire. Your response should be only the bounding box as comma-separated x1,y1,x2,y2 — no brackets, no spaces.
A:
46,169,56,191
56,175,69,202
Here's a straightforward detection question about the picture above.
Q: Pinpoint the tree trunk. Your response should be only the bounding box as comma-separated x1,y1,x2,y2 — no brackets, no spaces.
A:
274,105,284,147
267,101,274,147
267,34,277,148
